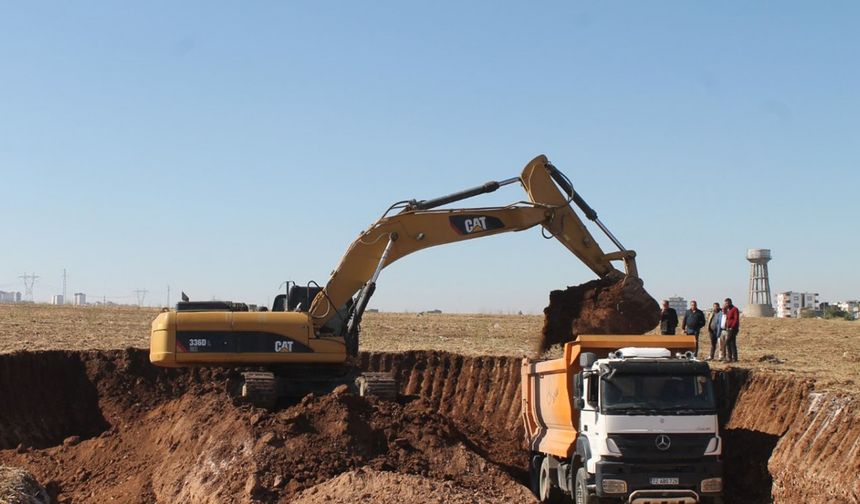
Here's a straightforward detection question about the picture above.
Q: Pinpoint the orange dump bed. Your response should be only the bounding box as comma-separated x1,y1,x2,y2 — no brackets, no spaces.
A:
520,335,696,458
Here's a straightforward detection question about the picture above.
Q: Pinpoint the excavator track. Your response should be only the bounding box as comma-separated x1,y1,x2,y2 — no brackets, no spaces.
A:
355,372,398,401
238,371,277,409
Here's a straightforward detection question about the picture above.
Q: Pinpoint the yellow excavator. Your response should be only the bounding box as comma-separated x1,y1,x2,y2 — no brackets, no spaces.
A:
150,155,639,406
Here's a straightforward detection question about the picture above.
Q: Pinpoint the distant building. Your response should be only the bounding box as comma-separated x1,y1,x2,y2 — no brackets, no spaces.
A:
51,294,64,305
667,296,687,315
0,291,22,303
836,300,860,320
776,291,819,318
74,292,86,306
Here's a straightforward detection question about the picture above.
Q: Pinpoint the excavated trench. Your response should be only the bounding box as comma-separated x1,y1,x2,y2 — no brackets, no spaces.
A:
0,349,857,503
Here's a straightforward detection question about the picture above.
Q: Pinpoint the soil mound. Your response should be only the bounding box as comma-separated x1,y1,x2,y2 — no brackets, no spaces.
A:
540,276,660,351
252,388,532,500
292,467,534,504
0,350,532,503
0,465,49,504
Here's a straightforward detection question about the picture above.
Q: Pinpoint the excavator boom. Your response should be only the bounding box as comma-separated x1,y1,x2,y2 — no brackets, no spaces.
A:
308,155,637,331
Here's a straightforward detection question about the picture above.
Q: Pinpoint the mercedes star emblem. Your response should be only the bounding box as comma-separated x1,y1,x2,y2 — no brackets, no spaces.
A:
655,434,672,451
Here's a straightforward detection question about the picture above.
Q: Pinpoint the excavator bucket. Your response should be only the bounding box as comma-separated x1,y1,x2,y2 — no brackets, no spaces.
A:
518,156,660,352
539,276,661,352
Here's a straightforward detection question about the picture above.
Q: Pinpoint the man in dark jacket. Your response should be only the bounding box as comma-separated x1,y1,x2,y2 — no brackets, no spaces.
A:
682,300,707,356
706,303,723,360
660,300,679,335
723,298,741,362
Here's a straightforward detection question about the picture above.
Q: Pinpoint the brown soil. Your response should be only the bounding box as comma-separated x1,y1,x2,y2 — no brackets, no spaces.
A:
714,370,860,503
0,349,532,504
1,348,857,503
291,467,534,504
540,276,660,351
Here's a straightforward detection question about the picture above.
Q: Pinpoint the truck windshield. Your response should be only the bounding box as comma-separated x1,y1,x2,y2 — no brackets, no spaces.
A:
601,373,716,414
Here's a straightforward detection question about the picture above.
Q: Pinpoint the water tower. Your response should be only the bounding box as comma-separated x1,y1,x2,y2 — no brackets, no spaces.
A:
746,248,774,317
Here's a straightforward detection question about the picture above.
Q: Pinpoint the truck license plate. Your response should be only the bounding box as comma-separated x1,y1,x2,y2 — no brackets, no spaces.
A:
650,477,679,485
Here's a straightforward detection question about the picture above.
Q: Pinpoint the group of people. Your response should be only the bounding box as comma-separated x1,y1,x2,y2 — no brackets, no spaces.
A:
659,298,740,362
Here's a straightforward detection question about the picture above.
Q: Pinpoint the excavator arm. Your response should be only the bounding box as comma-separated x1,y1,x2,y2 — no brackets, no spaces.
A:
308,155,638,345
149,153,649,389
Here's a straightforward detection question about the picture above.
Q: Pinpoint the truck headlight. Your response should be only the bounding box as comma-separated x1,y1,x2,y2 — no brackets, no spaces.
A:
704,436,721,454
701,477,723,493
605,438,622,455
602,479,627,494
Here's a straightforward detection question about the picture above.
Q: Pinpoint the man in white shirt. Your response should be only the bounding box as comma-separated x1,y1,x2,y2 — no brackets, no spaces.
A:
718,306,729,362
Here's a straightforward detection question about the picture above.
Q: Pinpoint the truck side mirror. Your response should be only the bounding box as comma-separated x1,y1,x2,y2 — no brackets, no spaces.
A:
580,352,596,369
573,374,583,396
573,398,585,410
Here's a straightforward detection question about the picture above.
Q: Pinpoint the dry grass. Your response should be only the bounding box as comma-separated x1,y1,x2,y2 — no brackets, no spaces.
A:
361,312,541,356
1,304,857,392
0,304,160,352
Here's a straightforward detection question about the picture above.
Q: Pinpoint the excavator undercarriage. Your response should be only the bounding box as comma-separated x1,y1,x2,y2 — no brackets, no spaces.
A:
227,366,397,408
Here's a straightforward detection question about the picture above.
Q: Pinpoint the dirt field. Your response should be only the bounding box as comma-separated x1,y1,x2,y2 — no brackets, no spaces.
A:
0,348,534,503
0,304,858,503
0,347,857,503
1,303,858,391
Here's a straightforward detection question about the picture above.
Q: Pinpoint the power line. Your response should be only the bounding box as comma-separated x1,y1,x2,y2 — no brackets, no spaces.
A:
133,289,148,307
19,273,39,302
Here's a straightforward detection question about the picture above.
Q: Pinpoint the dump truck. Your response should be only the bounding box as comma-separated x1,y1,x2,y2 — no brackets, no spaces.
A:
522,335,723,504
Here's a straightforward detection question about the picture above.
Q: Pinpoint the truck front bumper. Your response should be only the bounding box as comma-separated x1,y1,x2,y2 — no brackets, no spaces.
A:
594,457,722,502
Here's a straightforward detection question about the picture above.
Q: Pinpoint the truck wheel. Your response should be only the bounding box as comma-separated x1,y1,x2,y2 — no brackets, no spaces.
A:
575,468,597,504
539,456,563,503
529,454,543,498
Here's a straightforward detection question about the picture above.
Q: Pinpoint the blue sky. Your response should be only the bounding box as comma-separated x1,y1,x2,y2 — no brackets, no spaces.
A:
1,2,857,312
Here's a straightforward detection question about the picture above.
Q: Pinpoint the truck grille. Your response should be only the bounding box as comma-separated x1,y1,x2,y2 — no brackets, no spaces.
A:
609,434,712,461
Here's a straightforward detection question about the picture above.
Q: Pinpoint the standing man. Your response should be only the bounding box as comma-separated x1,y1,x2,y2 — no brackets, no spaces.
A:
660,300,679,335
706,303,723,361
723,298,740,362
682,300,707,356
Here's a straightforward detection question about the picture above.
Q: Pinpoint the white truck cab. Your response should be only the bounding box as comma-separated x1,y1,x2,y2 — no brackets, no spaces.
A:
574,347,723,503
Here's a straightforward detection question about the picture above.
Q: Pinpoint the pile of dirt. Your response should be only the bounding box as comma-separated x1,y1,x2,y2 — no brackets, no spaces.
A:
249,386,533,501
0,465,49,504
292,467,533,504
540,276,660,352
0,349,533,503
